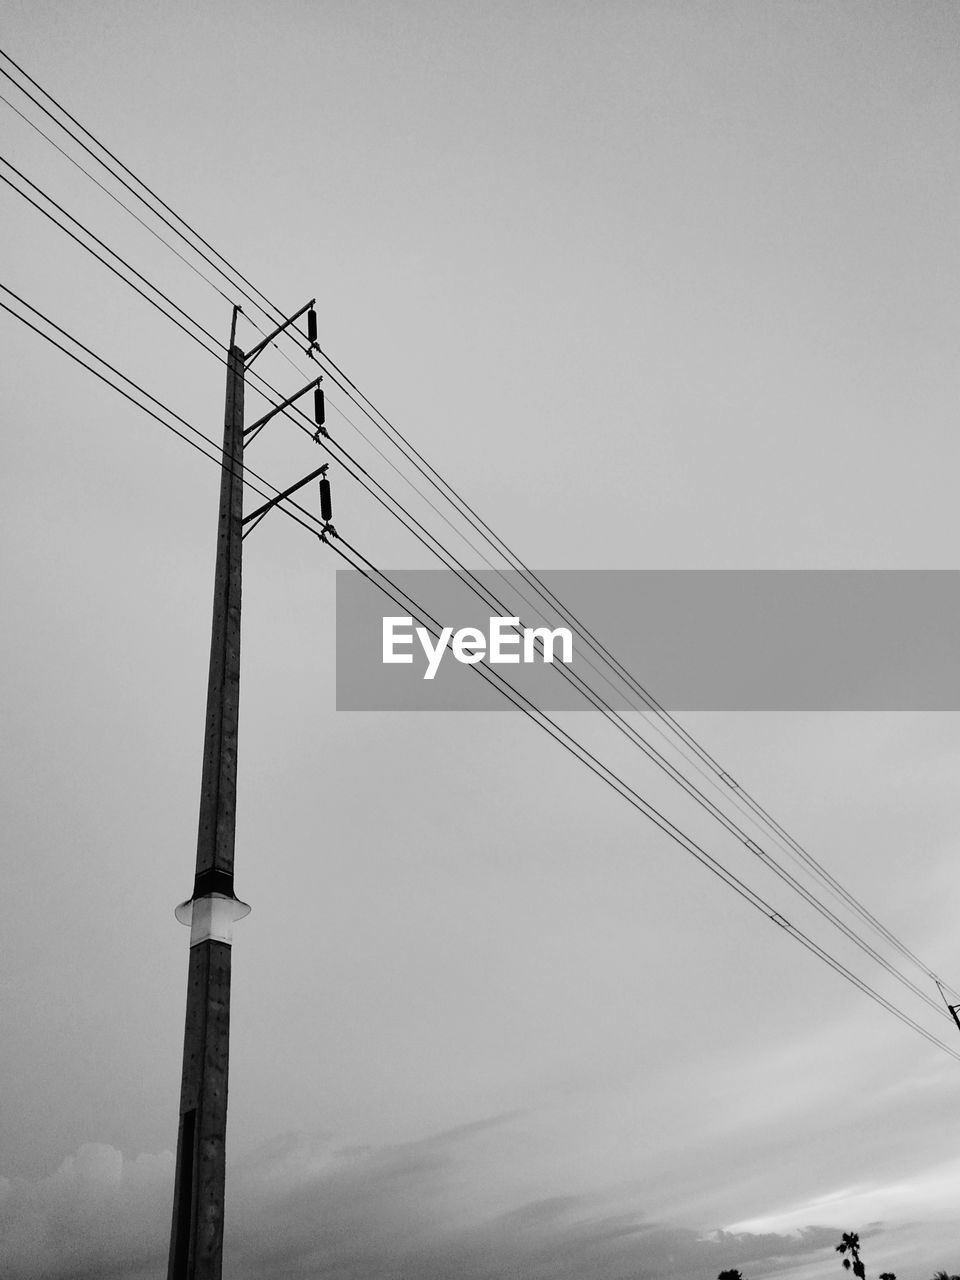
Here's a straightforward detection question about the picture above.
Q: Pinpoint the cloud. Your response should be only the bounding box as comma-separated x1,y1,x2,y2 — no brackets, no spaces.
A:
0,1124,949,1280
727,1155,960,1236
0,1143,172,1280
391,1210,840,1280
222,1122,845,1280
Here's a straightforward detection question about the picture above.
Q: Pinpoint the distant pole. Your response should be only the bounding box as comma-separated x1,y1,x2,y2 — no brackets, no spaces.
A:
168,308,250,1280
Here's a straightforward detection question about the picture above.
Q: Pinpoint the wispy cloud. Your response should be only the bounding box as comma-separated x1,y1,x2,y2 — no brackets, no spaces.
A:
727,1156,960,1236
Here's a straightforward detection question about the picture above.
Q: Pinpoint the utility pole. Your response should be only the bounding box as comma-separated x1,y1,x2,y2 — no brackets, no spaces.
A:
167,301,324,1280
167,308,249,1280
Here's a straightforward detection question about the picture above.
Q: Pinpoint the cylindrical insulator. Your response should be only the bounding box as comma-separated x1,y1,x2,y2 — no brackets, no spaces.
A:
319,476,333,521
314,387,325,426
307,309,318,343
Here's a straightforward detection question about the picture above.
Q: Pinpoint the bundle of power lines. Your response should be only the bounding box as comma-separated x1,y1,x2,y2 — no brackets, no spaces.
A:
2,46,959,1064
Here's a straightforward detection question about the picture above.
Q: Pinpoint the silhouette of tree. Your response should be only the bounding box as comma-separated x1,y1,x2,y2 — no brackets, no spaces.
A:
879,1273,896,1279
717,1271,744,1280
930,1272,960,1279
837,1232,866,1280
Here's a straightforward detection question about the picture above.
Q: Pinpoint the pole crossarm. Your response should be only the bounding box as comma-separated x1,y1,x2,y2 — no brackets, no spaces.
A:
243,377,320,442
242,464,328,529
243,298,316,368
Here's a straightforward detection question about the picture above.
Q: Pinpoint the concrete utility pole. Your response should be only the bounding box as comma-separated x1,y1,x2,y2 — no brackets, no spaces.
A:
167,312,249,1280
167,300,322,1279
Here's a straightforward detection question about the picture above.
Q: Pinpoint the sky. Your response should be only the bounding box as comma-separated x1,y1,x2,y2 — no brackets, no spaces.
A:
2,2,960,1277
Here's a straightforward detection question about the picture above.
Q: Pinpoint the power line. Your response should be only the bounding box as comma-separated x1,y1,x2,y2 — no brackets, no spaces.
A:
3,287,958,1067
236,360,960,1012
300,347,956,995
0,46,280,325
0,57,314,385
0,114,595,636
0,157,336,436
0,88,237,307
0,72,338,403
4,42,955,1011
0,159,229,360
237,366,952,1020
5,124,954,1011
0,285,321,543
320,532,960,1064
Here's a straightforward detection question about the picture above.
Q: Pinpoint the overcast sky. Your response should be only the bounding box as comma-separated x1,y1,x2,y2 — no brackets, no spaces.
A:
3,3,960,1278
